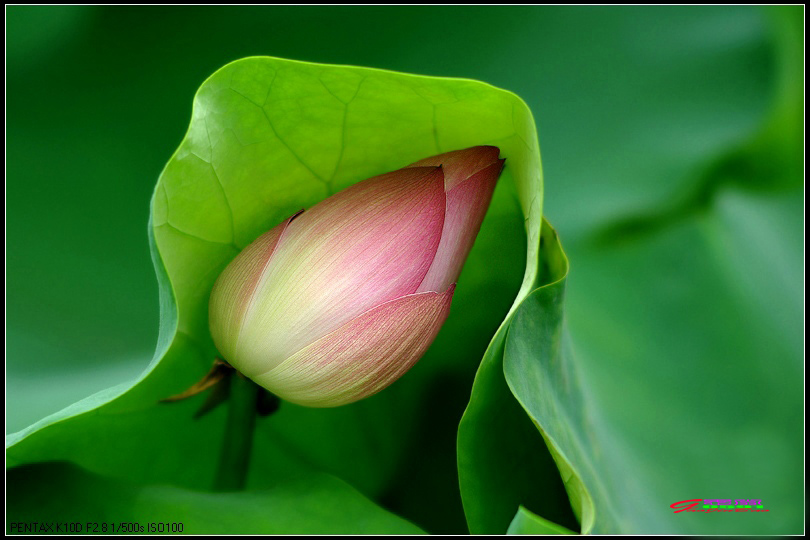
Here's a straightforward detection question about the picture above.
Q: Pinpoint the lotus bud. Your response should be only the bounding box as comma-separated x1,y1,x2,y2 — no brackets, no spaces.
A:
209,146,505,407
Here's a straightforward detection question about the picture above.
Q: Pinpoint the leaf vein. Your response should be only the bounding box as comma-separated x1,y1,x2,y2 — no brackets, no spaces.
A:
228,87,328,186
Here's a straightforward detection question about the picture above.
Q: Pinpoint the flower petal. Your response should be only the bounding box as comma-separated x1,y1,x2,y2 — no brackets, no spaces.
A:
251,285,455,407
208,211,300,364
236,166,446,375
408,147,505,292
408,145,502,191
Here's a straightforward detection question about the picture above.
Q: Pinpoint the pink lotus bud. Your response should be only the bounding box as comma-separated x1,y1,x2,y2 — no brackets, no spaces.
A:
209,146,505,407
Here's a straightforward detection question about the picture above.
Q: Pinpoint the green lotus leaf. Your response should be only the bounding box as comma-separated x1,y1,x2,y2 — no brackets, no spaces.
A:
7,56,543,534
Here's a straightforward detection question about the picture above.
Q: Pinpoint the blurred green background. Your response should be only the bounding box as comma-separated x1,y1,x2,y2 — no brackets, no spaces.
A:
7,5,803,534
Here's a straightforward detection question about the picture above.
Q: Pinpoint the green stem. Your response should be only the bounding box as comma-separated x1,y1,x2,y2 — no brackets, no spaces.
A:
213,374,259,491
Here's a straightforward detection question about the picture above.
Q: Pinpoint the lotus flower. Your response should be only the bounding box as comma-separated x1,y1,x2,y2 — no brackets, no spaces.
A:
209,146,505,407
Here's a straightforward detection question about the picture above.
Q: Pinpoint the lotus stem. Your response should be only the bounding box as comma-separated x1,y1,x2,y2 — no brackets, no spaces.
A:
213,374,259,491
